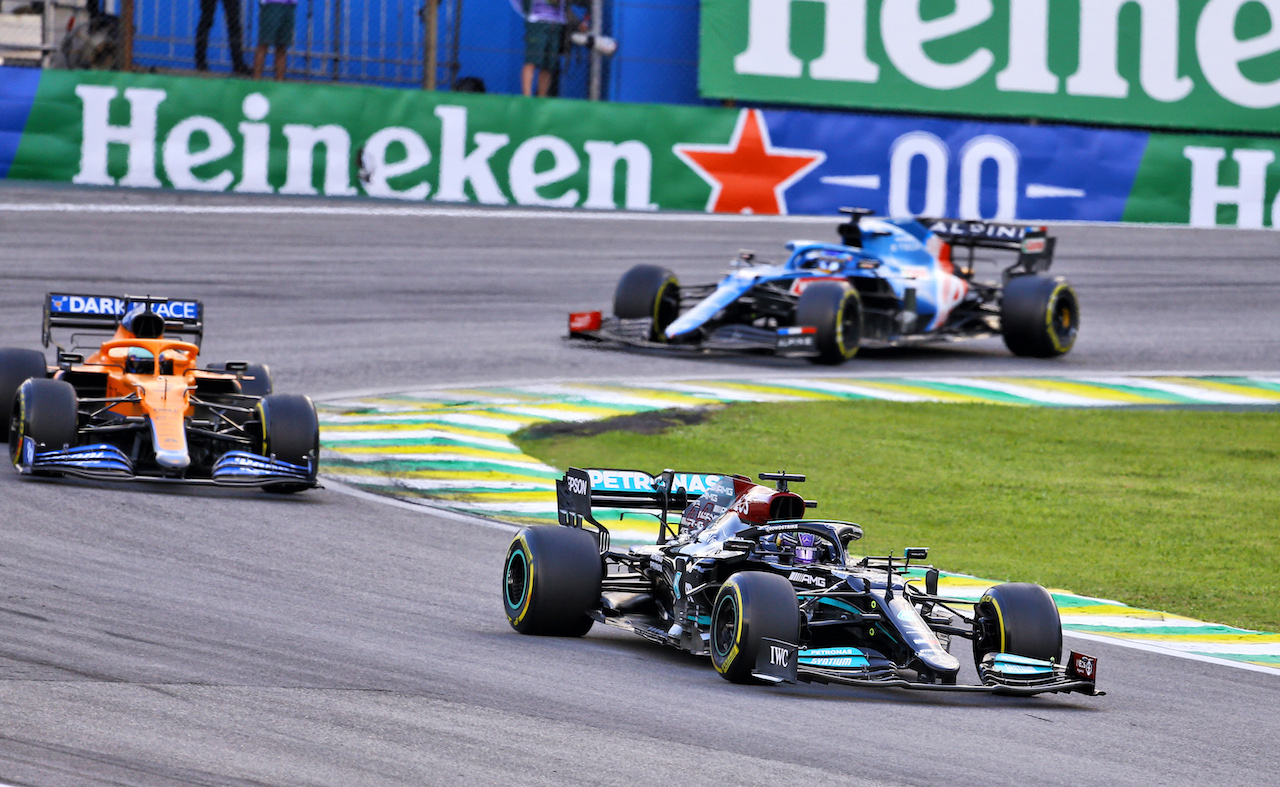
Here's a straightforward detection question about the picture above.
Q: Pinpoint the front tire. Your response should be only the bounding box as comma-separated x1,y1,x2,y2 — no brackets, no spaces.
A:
10,378,78,472
256,393,319,493
0,348,49,442
795,281,862,364
1001,275,1079,357
710,571,800,684
504,526,602,636
972,582,1063,669
614,264,680,342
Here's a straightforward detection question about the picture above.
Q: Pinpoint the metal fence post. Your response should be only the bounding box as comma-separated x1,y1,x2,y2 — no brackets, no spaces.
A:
332,0,342,80
588,0,602,101
424,0,438,90
446,0,460,89
122,0,134,71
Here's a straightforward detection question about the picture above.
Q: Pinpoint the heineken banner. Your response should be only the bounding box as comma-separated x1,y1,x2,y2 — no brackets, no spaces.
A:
700,0,1280,135
4,67,1280,227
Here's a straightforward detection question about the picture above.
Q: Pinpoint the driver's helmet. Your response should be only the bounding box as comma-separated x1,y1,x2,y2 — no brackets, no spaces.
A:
794,532,819,565
124,347,155,375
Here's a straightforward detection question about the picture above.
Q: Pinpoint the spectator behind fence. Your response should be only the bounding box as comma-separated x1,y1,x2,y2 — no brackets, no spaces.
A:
195,0,249,75
254,0,297,81
521,0,586,97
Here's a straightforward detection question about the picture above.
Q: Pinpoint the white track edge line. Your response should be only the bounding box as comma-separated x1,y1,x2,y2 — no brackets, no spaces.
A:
1064,630,1280,676
312,371,1280,402
323,478,519,533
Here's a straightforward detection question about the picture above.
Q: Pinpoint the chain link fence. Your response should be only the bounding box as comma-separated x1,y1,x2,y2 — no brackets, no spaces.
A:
130,0,459,87
0,0,614,98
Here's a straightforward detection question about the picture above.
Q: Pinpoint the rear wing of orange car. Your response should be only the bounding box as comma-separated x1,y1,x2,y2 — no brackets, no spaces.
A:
42,293,204,350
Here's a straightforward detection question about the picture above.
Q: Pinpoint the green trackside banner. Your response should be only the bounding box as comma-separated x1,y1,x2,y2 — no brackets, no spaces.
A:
6,69,736,212
7,68,1280,228
699,0,1280,135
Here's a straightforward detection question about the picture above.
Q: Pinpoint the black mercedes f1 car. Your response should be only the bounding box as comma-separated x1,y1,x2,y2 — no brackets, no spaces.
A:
503,467,1101,697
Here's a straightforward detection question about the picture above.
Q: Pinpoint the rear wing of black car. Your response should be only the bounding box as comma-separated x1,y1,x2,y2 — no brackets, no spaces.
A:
556,467,731,549
43,293,205,349
919,218,1056,276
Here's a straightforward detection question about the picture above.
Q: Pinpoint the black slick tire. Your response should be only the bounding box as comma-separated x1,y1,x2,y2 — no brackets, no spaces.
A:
972,582,1063,669
237,363,273,397
613,264,680,342
9,378,78,472
256,393,319,493
503,526,602,636
0,348,49,443
795,281,862,364
208,362,273,397
1000,275,1079,357
710,571,800,684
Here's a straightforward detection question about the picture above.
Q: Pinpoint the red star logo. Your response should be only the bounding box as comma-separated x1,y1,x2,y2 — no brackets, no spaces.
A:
674,109,825,215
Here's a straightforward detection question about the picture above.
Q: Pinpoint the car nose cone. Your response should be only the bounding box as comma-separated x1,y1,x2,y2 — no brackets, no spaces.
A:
155,449,191,469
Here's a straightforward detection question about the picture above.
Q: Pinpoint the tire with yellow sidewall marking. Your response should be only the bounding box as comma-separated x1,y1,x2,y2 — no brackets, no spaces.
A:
0,348,49,443
710,571,799,684
795,281,862,365
1000,274,1079,357
9,378,78,472
503,526,602,636
972,582,1062,670
256,393,319,493
613,264,680,342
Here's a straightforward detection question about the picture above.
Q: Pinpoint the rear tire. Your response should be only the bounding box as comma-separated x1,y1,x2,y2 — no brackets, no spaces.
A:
503,526,602,636
972,582,1062,669
209,362,273,397
1001,275,1079,357
9,378,78,472
710,571,800,684
237,363,273,397
256,393,318,493
614,264,680,342
795,281,862,364
0,348,49,442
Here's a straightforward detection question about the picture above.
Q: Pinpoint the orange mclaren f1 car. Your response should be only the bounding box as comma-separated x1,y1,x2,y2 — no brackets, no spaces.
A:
0,293,319,492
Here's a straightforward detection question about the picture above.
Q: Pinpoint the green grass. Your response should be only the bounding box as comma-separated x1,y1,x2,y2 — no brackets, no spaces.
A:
515,401,1280,633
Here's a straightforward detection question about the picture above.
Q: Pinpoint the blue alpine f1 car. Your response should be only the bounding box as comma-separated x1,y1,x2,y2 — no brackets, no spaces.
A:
569,209,1078,363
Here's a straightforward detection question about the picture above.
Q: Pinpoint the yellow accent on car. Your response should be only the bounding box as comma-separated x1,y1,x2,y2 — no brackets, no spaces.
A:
716,579,744,673
1046,283,1075,353
509,536,534,627
986,594,1008,653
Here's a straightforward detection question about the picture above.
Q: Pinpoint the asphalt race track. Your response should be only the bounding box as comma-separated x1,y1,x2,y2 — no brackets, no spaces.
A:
0,182,1278,785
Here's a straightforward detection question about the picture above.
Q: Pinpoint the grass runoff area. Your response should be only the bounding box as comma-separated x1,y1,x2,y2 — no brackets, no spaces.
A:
516,401,1280,633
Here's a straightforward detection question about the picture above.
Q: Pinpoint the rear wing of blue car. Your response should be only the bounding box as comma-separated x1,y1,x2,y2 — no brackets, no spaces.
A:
43,293,204,349
919,218,1056,275
556,467,730,548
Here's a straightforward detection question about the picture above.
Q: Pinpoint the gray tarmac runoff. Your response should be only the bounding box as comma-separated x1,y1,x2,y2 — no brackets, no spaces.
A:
0,182,1277,785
